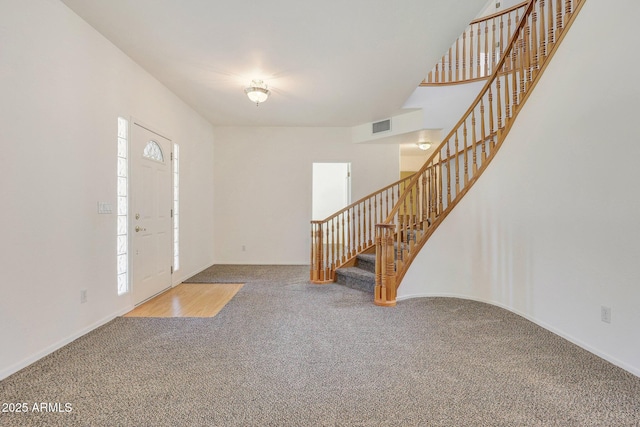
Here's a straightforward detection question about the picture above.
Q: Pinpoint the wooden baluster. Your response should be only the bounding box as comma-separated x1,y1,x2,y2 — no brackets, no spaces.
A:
454,130,460,196
330,218,335,276
480,98,487,161
540,0,547,59
442,55,446,83
469,27,474,79
504,68,511,121
438,151,444,213
556,0,563,35
459,30,467,81
374,194,378,232
340,213,345,263
448,47,452,82
369,198,373,245
421,173,427,224
463,121,469,186
525,21,532,84
477,25,482,78
357,204,362,251
471,110,478,174
531,5,539,75
426,167,432,222
499,15,504,71
549,0,555,46
512,43,519,110
446,142,452,205
455,39,460,81
409,188,415,252
506,13,512,71
488,86,495,152
565,0,572,18
350,208,355,257
325,224,330,279
496,76,503,131
396,215,402,265
492,18,497,71
519,33,526,95
484,22,489,76
431,162,436,218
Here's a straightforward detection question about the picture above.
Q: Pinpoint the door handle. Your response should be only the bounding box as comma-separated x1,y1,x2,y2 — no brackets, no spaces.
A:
135,226,147,232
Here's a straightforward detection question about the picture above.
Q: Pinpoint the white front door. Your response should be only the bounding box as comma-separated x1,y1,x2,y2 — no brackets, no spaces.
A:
131,123,173,304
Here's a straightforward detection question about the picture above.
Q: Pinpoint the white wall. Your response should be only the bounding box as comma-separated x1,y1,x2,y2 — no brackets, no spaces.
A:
399,0,640,376
213,127,399,264
403,81,486,136
0,0,215,379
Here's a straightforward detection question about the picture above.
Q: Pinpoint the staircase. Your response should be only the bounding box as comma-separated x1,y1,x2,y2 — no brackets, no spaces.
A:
311,0,586,304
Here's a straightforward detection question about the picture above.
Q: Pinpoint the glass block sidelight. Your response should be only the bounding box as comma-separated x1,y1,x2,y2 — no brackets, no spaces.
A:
173,143,180,272
143,140,164,162
117,117,129,295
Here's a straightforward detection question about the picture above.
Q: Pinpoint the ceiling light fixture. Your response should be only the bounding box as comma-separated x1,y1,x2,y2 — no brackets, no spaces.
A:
417,142,432,151
245,79,270,106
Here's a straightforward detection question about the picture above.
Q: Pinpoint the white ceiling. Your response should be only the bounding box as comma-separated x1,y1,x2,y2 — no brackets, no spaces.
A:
61,0,487,127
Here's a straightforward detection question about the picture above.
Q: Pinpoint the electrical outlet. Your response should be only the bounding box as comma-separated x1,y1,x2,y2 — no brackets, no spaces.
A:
80,289,87,304
601,306,611,324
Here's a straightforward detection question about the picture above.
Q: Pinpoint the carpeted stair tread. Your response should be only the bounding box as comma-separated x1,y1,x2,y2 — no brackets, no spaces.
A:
355,253,376,273
335,267,375,293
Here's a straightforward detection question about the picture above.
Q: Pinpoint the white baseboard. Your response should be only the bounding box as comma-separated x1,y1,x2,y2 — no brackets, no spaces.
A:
0,306,132,381
397,292,640,378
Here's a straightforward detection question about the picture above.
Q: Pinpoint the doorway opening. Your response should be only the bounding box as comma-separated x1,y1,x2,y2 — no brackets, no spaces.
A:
312,163,351,221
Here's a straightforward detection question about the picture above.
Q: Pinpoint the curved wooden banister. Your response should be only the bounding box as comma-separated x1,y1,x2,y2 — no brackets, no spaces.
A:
310,174,415,283
421,1,529,86
375,0,586,306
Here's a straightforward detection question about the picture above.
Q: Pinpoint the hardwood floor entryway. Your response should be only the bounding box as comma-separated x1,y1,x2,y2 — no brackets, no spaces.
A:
124,283,243,318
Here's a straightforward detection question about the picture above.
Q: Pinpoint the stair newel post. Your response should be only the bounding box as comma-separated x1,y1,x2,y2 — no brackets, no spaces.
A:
375,223,397,307
330,218,336,278
310,221,324,282
325,221,330,279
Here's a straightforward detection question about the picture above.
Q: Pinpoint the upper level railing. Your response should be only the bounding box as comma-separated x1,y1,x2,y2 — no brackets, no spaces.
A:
375,0,586,306
422,1,529,85
310,175,414,283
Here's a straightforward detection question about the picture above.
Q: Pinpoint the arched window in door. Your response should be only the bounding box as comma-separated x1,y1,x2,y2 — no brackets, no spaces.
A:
143,140,164,162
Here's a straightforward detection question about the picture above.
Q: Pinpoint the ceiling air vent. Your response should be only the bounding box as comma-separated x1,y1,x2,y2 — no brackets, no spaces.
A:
372,119,391,134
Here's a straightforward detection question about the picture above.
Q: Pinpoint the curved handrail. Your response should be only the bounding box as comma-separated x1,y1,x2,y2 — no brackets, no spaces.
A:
375,0,586,306
310,174,415,283
421,1,529,86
